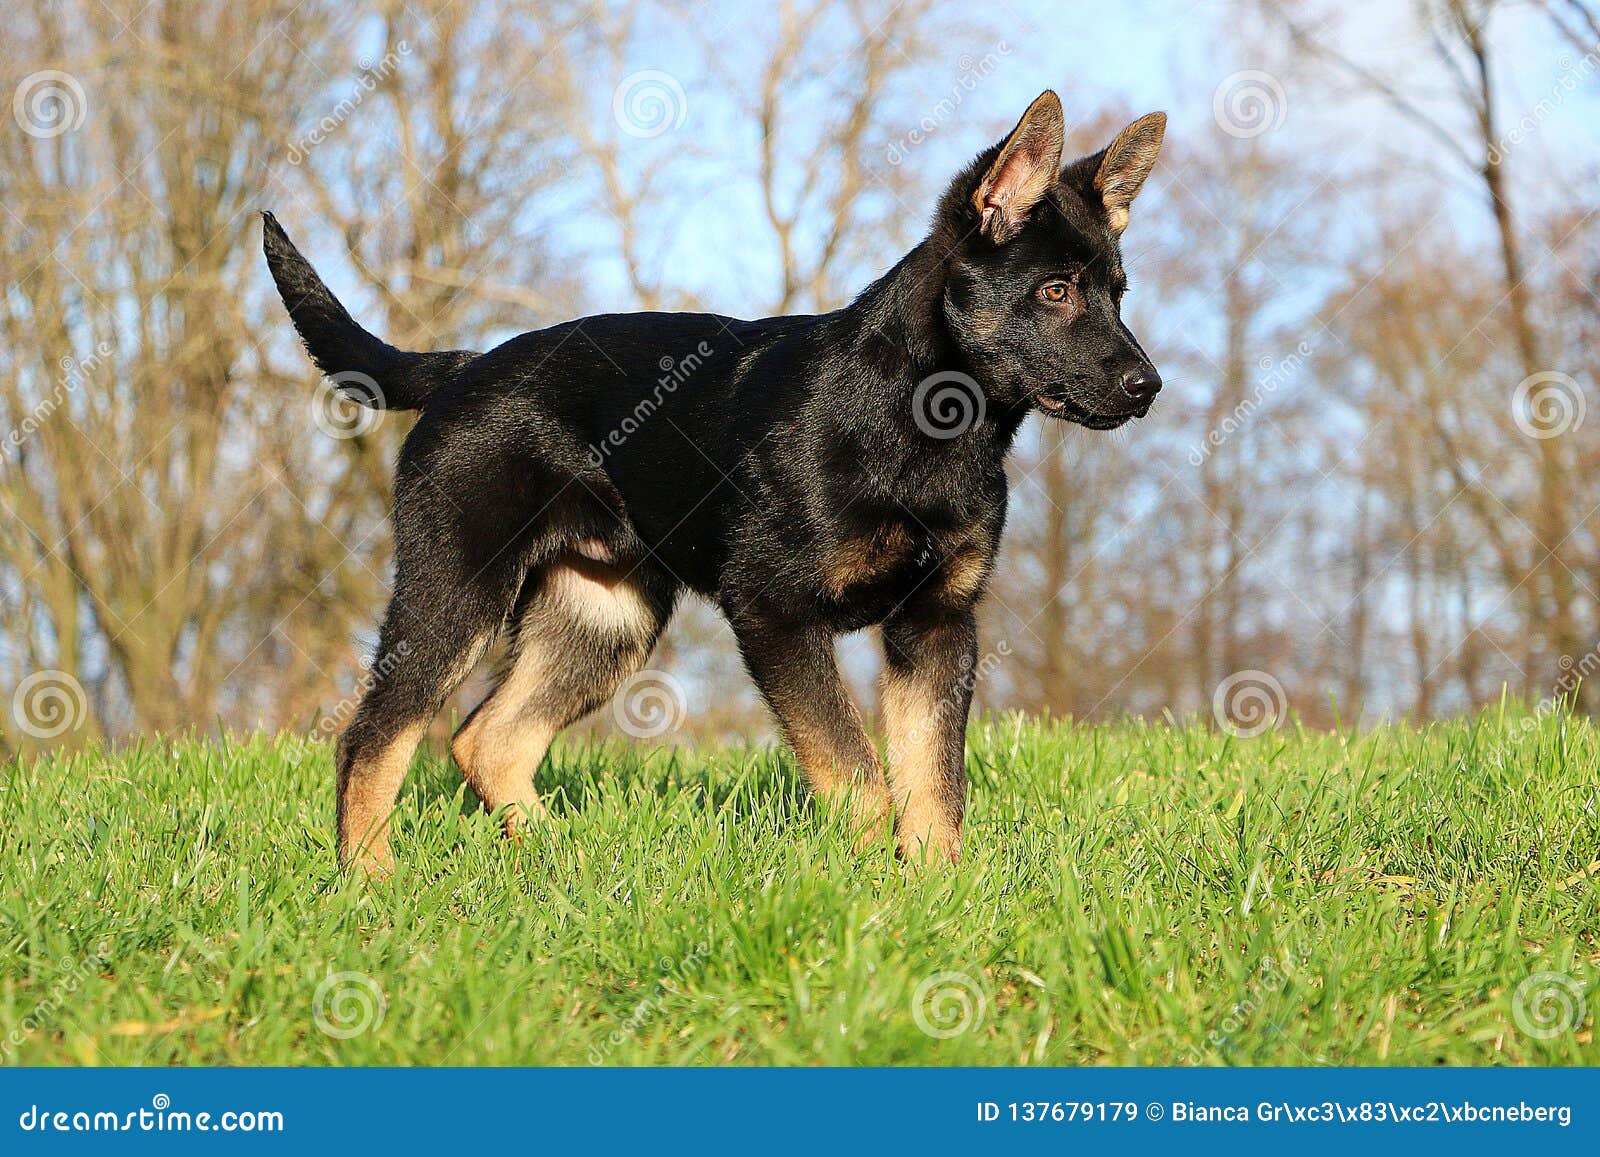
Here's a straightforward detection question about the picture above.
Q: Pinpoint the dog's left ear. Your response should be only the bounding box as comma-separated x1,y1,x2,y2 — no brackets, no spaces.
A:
1076,112,1166,234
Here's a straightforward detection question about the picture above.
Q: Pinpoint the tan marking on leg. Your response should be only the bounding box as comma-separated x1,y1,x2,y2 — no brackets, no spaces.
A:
784,715,891,849
881,669,962,864
337,720,427,876
335,629,491,875
453,558,660,838
452,637,557,836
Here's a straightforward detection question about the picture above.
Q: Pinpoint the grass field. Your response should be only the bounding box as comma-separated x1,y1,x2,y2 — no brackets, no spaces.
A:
1,709,1596,1066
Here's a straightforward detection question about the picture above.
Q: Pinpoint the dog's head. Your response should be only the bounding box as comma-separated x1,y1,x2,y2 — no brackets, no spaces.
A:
937,91,1165,430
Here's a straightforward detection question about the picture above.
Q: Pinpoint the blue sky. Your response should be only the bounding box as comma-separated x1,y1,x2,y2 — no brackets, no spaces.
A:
519,0,1596,324
317,0,1598,342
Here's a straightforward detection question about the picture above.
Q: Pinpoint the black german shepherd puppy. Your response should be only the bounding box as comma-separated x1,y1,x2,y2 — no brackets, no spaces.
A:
264,90,1165,873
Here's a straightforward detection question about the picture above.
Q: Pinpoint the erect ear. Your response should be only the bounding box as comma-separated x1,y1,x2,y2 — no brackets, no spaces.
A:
1090,111,1166,234
972,90,1065,243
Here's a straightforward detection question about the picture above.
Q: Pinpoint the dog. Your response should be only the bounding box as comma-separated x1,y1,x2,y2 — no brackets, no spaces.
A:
264,89,1165,874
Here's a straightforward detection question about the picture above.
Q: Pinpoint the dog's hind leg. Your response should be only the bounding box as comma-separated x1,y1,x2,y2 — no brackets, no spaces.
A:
451,554,675,834
335,600,499,875
334,474,533,874
334,564,512,874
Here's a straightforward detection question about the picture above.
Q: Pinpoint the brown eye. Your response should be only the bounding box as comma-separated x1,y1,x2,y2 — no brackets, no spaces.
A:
1039,281,1071,303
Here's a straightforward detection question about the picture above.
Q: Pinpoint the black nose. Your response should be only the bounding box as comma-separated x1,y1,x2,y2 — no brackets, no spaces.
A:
1122,367,1162,401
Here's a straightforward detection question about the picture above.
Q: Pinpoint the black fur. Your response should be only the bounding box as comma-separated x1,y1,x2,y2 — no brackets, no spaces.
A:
266,90,1166,867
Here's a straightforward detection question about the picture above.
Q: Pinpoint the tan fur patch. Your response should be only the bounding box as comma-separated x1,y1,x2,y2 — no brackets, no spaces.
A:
934,540,990,606
338,719,428,874
969,306,1004,340
881,669,961,863
452,640,556,835
784,710,868,792
782,710,890,846
547,557,656,637
821,523,914,599
452,556,660,836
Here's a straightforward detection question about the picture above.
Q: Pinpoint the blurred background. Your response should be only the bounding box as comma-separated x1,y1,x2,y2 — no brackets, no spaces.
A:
3,0,1598,752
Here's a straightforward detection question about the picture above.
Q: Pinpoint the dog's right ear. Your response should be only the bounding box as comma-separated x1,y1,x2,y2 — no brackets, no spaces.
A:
971,90,1065,244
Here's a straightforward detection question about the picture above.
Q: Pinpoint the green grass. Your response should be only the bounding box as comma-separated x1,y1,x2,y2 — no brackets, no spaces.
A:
2,709,1597,1066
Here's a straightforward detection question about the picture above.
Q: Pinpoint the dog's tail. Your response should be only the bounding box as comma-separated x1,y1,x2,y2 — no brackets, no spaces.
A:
262,211,474,412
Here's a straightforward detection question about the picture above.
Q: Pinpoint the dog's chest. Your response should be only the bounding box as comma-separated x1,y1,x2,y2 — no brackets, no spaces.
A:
818,519,991,621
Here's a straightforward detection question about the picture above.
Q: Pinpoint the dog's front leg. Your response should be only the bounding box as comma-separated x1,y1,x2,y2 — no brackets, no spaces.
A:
731,611,891,848
880,606,977,864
